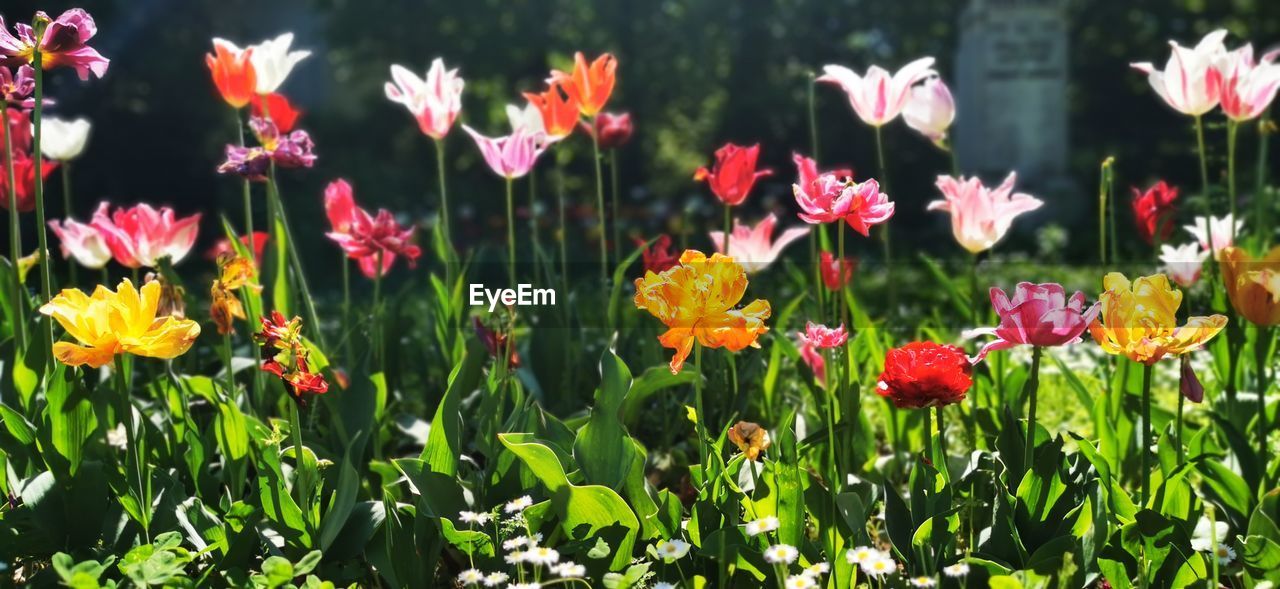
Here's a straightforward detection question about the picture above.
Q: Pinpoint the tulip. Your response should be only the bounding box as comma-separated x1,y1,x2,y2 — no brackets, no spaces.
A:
818,251,855,292
634,250,771,374
1159,242,1209,288
1089,272,1227,365
694,142,772,206
1131,181,1178,245
1216,45,1280,121
47,217,109,269
206,232,269,266
0,151,56,212
792,152,852,189
217,117,316,180
506,102,545,137
1219,246,1280,326
384,58,464,140
1183,214,1242,260
523,80,579,143
205,38,256,109
1180,356,1205,403
3,106,31,153
255,310,327,402
323,179,422,279
91,202,201,268
550,52,617,117
876,341,972,409
794,176,894,236
462,126,543,180
0,64,35,106
39,279,201,368
928,173,1043,254
903,76,956,143
250,93,301,133
708,213,809,273
584,111,633,149
39,116,90,161
1130,30,1227,116
727,421,772,461
0,9,110,80
969,283,1100,363
248,33,310,95
800,321,848,349
817,58,937,127
636,234,679,274
474,316,520,369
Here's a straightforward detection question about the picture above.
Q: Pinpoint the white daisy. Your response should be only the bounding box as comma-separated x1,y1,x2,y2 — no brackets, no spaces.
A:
1190,517,1228,552
458,511,493,526
525,546,561,567
503,536,531,550
942,562,970,577
785,574,816,589
744,516,780,537
481,572,508,587
801,562,830,577
655,539,691,561
909,576,937,588
845,546,878,565
1214,544,1236,565
860,555,896,577
504,550,527,565
456,568,484,585
554,561,586,578
509,584,541,589
505,495,534,513
763,544,799,565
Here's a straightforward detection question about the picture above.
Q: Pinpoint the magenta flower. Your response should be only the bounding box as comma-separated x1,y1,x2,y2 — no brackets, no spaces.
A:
817,58,937,127
0,64,35,106
47,216,110,269
1216,44,1280,122
708,213,809,274
969,282,1100,363
796,322,847,386
324,179,422,278
217,117,316,180
928,173,1043,254
90,202,201,268
462,125,543,179
0,9,109,80
794,175,894,236
792,152,852,190
385,58,464,140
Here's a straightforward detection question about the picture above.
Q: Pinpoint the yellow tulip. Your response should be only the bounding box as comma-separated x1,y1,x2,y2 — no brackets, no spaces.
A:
1088,272,1227,365
39,279,202,368
634,250,770,374
1219,246,1280,326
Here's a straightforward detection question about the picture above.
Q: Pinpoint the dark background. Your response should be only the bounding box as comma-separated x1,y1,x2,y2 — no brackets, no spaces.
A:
4,0,1278,290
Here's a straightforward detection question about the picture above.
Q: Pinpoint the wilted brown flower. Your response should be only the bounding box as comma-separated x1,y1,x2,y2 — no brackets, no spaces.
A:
727,421,772,461
145,272,187,319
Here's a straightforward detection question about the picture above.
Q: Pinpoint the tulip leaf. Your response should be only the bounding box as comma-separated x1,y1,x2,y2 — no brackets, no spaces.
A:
573,350,637,489
420,339,486,476
41,365,97,478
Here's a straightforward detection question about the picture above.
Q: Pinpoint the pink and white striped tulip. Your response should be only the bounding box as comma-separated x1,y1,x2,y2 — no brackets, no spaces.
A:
817,57,937,127
1159,242,1210,287
903,76,955,143
385,58,464,140
1183,214,1242,260
1130,30,1227,116
463,125,543,179
928,174,1043,254
90,202,201,268
969,282,1100,363
708,213,810,274
1216,44,1280,121
47,217,110,269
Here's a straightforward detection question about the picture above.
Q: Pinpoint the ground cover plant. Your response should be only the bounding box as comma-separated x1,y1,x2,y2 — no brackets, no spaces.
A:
0,7,1278,589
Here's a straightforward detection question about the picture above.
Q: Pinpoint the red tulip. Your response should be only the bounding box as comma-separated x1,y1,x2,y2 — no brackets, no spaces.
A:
877,341,972,409
694,142,772,206
250,92,301,133
583,111,633,149
1130,181,1178,245
324,179,421,278
636,234,679,274
818,251,855,291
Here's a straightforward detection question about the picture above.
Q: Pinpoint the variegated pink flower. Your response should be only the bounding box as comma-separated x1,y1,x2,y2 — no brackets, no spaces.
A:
324,179,421,278
817,58,937,126
969,283,1100,363
90,202,201,268
708,214,809,273
928,173,1043,254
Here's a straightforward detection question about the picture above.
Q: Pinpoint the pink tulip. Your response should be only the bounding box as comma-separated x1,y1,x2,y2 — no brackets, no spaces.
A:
385,58,464,140
1131,30,1227,116
796,322,847,386
1159,242,1209,287
708,213,810,273
462,125,543,179
91,202,201,268
928,173,1043,254
969,282,1100,363
817,57,937,127
1216,44,1280,121
794,175,895,237
903,76,955,143
324,179,421,279
47,217,110,269
1183,214,1242,260
0,9,110,80
792,152,852,190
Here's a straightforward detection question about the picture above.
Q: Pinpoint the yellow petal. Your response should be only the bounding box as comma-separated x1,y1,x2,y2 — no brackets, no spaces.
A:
52,341,118,368
122,316,202,360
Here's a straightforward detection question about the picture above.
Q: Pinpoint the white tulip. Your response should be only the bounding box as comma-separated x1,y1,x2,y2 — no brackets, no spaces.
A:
40,117,91,161
249,33,311,94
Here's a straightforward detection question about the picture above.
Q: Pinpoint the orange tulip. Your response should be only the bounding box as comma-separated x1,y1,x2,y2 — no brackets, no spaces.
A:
551,52,617,117
634,250,771,374
205,39,256,109
1220,246,1280,326
523,81,579,142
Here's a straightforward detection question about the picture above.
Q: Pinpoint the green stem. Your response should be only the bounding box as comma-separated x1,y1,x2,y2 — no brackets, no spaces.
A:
1257,325,1272,479
4,115,26,351
1227,120,1238,241
235,110,263,404
591,122,608,290
116,355,150,541
288,399,311,533
60,163,75,286
33,48,54,369
722,205,732,254
1140,363,1154,506
555,147,569,297
373,250,384,369
1023,347,1043,477
342,254,351,360
266,165,324,348
610,149,621,265
434,138,452,251
1256,109,1273,250
506,177,516,287
1195,116,1210,199
222,333,236,399
1176,375,1185,468
873,126,894,308
693,342,708,485
807,74,820,161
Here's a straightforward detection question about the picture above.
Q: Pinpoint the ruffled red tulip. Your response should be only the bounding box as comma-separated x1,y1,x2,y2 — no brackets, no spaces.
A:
256,310,328,403
877,341,972,409
694,142,772,207
324,179,422,278
91,202,201,268
636,234,679,274
583,111,633,149
819,251,855,291
0,151,56,212
250,92,301,132
205,38,256,109
0,9,110,80
1131,181,1179,246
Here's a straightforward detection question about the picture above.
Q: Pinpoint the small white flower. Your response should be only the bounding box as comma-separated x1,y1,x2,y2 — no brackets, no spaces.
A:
655,539,691,561
39,117,91,161
509,583,541,589
458,510,492,526
763,544,799,565
554,561,586,578
909,576,938,588
481,572,508,587
653,583,677,589
505,495,534,513
744,516,780,537
942,562,970,577
1190,517,1229,552
456,569,484,585
785,574,816,589
1214,544,1237,565
525,546,561,566
503,536,531,551
801,562,830,577
860,555,896,577
504,550,527,565
845,546,878,565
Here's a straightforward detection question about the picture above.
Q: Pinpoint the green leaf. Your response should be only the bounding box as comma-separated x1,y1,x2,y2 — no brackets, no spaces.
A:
573,350,638,489
42,365,96,478
420,340,486,475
